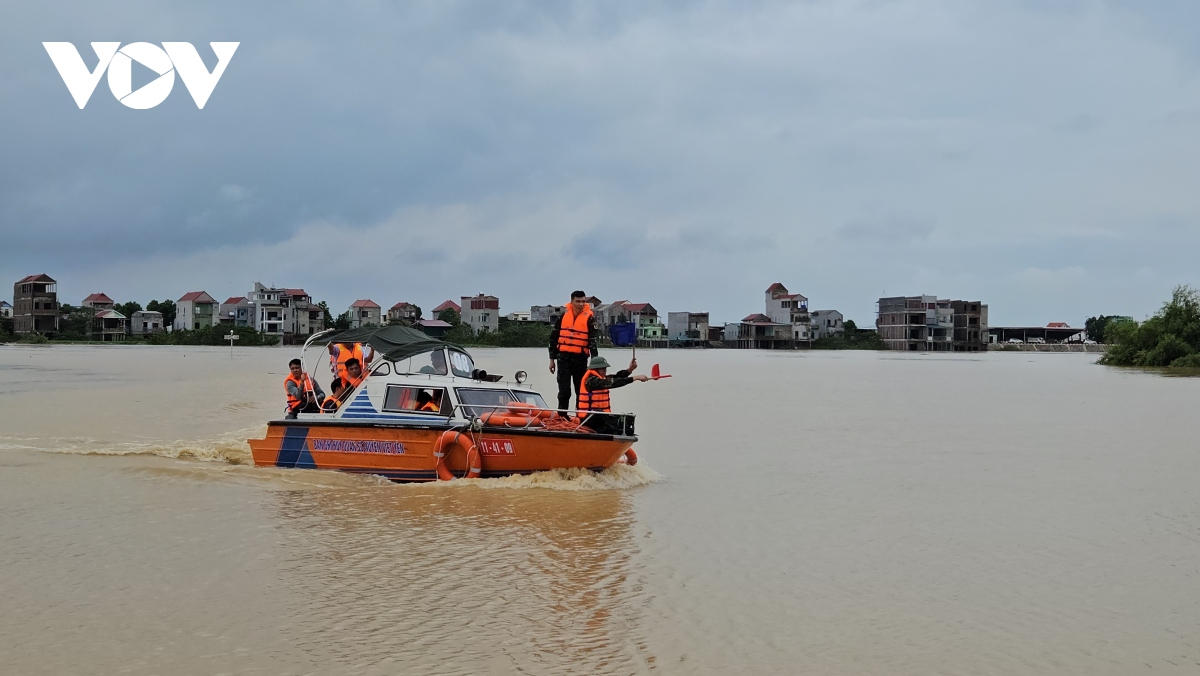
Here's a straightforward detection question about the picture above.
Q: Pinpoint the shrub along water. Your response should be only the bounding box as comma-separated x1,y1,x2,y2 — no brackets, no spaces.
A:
143,324,280,347
1099,285,1200,369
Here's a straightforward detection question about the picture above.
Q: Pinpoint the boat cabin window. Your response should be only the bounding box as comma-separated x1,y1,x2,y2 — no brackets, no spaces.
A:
448,350,474,378
400,349,448,376
455,388,515,418
383,385,449,415
511,391,549,408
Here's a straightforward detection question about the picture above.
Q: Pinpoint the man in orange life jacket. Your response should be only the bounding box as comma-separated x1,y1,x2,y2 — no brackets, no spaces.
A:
577,355,648,435
549,290,600,411
284,358,325,419
329,342,373,384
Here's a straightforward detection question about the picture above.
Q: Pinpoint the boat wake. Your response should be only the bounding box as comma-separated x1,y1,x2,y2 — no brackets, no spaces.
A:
3,428,258,466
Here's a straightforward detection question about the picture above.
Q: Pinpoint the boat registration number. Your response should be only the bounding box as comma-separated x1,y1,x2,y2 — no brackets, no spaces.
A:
478,438,515,456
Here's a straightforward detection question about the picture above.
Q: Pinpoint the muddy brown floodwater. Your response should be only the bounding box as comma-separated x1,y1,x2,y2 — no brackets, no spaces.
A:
2,344,1199,675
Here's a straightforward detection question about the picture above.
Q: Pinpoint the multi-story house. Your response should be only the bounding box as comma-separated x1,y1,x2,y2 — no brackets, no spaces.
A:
13,274,59,335
876,296,987,351
349,299,382,328
82,293,119,340
282,288,316,336
667,312,710,343
175,291,218,331
810,310,845,340
764,283,811,342
130,310,164,335
388,302,420,325
460,294,499,334
220,296,254,326
249,283,284,337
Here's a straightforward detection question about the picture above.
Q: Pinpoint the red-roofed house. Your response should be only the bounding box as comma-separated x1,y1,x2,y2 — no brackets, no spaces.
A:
175,291,218,331
433,300,460,314
349,299,381,328
13,274,59,335
1047,322,1070,328
733,312,792,349
220,296,253,327
388,302,420,325
81,293,115,311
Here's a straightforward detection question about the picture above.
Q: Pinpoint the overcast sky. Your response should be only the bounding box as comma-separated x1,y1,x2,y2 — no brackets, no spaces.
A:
3,0,1199,326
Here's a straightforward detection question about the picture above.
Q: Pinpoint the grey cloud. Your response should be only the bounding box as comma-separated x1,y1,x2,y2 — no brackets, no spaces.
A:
3,1,1200,325
838,215,934,244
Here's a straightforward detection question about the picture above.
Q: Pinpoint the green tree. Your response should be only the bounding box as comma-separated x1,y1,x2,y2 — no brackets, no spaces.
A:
1099,285,1200,368
318,301,333,328
146,299,177,327
438,307,461,326
333,311,351,331
116,301,142,319
55,304,94,340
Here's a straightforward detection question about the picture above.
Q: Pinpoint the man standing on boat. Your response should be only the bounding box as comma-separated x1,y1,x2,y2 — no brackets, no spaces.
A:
577,355,648,435
549,290,600,411
284,358,325,418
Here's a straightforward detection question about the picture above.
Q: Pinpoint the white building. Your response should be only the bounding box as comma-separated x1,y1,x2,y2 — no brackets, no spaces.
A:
250,283,284,337
0,300,12,318
810,310,845,340
764,282,811,342
460,294,499,334
174,291,219,331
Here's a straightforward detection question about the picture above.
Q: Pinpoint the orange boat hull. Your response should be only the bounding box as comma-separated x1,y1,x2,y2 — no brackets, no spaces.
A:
248,421,634,482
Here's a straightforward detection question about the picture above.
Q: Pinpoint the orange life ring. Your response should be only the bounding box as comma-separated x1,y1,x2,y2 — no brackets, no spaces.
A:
506,402,555,419
433,430,480,480
480,411,539,428
620,448,638,466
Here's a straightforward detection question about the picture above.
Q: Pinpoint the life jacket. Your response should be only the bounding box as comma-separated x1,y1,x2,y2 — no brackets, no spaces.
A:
556,305,593,354
576,369,611,418
418,400,439,413
322,395,342,413
284,372,314,411
331,343,366,381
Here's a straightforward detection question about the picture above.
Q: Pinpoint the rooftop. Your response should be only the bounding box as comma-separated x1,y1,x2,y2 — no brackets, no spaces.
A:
17,273,56,284
83,293,114,304
350,299,380,309
178,291,216,303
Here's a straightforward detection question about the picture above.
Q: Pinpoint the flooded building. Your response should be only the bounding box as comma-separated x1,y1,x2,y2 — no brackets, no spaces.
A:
92,309,127,341
667,312,710,345
460,294,499,334
130,310,164,336
876,295,988,351
764,283,812,342
175,291,219,331
810,310,845,339
13,274,60,336
530,304,564,324
220,296,253,327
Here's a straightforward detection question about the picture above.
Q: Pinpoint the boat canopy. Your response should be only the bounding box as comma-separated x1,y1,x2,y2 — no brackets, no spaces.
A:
312,325,466,363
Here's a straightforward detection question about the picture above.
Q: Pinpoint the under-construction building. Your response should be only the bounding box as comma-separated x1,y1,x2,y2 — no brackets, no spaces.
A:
876,295,988,351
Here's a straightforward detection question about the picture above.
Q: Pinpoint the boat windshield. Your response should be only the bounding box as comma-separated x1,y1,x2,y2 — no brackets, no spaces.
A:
512,391,549,408
456,388,515,418
448,350,474,377
397,349,449,376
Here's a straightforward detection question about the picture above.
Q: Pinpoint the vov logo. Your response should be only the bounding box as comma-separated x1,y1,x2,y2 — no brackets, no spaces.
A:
43,42,239,109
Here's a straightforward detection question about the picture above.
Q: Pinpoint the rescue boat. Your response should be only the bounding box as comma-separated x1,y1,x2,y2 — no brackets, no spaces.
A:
247,325,638,482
